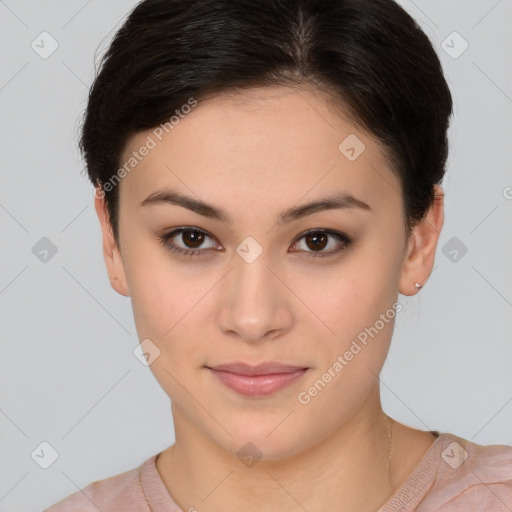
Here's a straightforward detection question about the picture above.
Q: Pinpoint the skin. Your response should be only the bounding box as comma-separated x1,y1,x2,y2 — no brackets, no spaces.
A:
94,85,444,512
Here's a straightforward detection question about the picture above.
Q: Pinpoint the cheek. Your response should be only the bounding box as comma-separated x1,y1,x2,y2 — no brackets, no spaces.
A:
128,269,206,402
300,248,400,372
304,257,395,334
126,257,213,377
130,270,195,341
120,227,181,331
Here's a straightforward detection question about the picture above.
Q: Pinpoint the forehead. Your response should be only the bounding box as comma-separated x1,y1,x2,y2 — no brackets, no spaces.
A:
118,86,401,214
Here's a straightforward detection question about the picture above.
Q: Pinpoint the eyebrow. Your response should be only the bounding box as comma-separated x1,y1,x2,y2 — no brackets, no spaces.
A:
140,188,371,225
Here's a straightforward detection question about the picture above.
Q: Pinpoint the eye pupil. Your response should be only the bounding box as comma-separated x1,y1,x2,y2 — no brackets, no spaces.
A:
183,229,204,248
305,233,328,251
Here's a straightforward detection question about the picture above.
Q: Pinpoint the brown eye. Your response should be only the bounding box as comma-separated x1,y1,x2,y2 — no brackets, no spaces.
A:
290,230,352,258
180,229,206,249
304,232,329,251
159,228,218,257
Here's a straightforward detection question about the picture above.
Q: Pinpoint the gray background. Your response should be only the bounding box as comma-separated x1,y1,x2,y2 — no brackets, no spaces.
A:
0,1,511,511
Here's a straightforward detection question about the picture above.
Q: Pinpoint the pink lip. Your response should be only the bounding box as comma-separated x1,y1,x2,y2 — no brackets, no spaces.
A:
206,362,309,396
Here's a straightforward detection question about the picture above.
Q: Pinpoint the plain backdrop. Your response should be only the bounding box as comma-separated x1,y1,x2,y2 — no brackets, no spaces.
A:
0,1,511,511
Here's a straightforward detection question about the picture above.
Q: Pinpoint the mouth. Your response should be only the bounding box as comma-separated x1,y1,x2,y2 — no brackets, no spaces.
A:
205,361,309,397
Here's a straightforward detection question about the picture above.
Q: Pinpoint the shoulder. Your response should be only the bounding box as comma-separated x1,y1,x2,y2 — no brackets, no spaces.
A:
43,456,155,512
420,433,512,511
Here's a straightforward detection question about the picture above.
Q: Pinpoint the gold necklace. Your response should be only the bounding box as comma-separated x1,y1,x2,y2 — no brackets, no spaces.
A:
387,415,394,479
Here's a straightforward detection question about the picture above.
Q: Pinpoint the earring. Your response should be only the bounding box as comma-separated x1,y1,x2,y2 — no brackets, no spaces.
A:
414,282,423,289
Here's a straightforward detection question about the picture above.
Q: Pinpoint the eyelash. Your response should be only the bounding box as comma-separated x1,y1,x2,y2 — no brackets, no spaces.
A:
158,227,352,259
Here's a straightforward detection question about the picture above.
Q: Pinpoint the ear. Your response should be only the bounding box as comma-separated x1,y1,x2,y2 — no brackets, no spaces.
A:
94,187,130,297
399,185,444,296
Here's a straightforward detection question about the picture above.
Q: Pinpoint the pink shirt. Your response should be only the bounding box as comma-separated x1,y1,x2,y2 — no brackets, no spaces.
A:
44,432,512,511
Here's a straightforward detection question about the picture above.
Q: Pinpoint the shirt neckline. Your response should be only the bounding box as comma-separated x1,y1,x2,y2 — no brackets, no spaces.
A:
378,431,449,511
140,431,450,512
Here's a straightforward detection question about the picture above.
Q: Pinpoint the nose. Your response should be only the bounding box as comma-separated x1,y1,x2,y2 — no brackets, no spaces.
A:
217,255,294,343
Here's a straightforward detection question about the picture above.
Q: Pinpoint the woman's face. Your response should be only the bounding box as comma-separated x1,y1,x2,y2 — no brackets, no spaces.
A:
97,86,438,459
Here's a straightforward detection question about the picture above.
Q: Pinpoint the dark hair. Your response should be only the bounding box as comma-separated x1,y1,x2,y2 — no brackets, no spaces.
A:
79,0,453,249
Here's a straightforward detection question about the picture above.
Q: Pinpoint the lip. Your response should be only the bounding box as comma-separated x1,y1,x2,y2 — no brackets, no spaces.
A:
206,361,309,396
208,361,307,375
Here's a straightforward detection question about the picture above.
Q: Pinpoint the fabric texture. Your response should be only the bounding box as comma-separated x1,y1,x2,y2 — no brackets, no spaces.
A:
43,432,512,511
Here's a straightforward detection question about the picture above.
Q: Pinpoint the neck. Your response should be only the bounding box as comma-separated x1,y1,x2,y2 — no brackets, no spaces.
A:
157,388,397,512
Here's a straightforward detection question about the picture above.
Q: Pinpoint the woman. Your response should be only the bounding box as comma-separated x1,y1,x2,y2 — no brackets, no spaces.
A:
44,0,512,510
